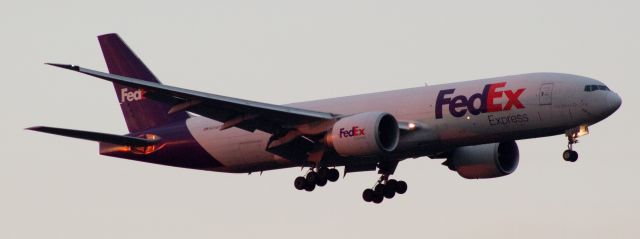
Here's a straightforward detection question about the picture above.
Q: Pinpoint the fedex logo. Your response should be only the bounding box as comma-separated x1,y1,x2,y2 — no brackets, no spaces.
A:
339,126,366,138
435,82,525,119
120,88,145,103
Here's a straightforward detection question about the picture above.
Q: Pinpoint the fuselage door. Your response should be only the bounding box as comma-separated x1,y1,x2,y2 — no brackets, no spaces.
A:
539,83,553,105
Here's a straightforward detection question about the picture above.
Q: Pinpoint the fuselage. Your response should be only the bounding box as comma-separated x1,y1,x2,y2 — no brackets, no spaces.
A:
100,73,621,173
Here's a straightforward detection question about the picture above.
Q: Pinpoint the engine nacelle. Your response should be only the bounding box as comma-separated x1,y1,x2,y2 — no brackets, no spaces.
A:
446,141,519,179
327,112,399,157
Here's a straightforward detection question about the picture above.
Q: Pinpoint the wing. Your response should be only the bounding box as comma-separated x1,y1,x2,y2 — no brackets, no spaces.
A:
46,63,338,134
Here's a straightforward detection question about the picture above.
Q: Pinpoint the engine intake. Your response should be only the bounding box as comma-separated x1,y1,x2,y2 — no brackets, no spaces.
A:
446,140,519,179
327,112,399,157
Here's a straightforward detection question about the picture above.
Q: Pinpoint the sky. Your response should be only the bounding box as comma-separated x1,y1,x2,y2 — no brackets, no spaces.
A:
1,0,638,238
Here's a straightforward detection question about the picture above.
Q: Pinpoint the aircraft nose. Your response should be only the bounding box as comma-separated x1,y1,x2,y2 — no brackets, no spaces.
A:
607,91,622,113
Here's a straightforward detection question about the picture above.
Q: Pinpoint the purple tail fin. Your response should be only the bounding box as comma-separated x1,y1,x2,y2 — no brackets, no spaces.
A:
98,33,189,133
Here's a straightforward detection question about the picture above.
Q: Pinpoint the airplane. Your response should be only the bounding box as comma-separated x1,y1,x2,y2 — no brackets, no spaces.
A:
28,33,622,204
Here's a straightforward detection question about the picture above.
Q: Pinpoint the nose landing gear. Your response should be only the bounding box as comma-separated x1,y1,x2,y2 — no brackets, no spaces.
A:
563,125,588,162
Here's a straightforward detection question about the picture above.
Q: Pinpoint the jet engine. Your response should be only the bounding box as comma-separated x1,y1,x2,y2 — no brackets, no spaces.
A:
445,140,519,179
326,112,399,157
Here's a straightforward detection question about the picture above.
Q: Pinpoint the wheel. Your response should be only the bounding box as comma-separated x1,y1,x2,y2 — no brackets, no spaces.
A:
562,150,572,161
563,150,579,162
372,192,384,204
304,181,316,191
362,189,374,202
306,171,319,185
396,181,407,194
569,151,579,162
327,168,340,182
316,176,328,187
387,179,398,189
294,176,306,190
383,185,396,199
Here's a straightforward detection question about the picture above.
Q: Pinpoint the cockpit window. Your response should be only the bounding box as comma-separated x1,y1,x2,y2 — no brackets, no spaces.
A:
584,85,610,92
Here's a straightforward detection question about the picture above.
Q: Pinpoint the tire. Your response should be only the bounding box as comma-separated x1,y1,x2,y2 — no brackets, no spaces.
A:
383,186,396,199
569,151,579,162
304,181,316,192
387,179,398,189
563,150,572,161
316,176,328,187
362,189,374,202
563,150,579,162
294,176,306,190
372,192,384,204
306,171,319,185
396,181,408,194
327,168,340,182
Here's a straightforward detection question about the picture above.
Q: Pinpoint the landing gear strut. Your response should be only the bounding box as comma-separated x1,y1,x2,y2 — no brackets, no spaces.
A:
293,167,339,192
362,160,407,204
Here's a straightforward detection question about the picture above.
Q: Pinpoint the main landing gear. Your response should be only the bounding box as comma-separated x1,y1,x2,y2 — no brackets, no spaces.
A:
293,167,340,192
362,175,407,204
362,160,407,204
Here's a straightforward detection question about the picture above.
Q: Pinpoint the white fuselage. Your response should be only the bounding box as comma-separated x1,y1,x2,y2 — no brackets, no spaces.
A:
184,73,620,172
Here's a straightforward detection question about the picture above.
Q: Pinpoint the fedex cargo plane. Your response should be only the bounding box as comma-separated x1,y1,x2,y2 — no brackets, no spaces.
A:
29,34,622,203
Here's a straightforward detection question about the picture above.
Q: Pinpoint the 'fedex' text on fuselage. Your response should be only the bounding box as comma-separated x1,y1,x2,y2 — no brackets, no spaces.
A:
435,82,525,119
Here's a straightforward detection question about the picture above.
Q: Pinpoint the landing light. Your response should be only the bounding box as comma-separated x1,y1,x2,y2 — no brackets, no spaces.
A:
566,124,590,138
577,124,589,137
466,116,471,120
408,123,416,129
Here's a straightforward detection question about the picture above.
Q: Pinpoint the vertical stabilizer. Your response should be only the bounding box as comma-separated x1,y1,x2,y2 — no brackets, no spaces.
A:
98,33,189,133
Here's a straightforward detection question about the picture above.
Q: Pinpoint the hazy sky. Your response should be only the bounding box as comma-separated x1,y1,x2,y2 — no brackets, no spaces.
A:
2,1,638,238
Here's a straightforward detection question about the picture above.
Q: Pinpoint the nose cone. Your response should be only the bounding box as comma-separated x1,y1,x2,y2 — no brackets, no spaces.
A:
607,92,622,113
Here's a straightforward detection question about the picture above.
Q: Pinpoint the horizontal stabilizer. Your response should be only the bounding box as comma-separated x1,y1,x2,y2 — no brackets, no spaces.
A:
27,126,160,147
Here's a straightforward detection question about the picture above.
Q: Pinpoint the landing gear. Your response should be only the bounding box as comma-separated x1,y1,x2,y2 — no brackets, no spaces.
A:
564,129,581,162
563,149,578,162
294,176,306,190
293,167,340,192
318,167,340,183
362,160,407,204
362,189,374,202
304,181,316,191
362,175,407,204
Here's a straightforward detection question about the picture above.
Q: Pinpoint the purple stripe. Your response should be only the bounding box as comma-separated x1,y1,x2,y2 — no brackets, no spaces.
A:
98,33,190,132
